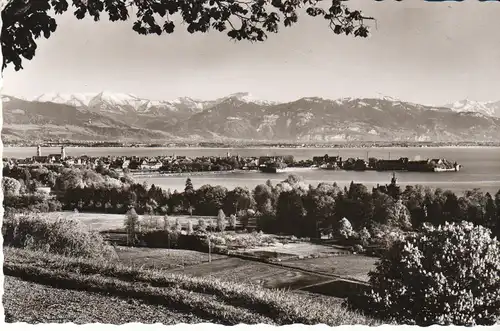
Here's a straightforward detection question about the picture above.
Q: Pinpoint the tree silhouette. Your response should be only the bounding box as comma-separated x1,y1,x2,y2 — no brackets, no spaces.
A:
184,177,194,194
1,0,372,72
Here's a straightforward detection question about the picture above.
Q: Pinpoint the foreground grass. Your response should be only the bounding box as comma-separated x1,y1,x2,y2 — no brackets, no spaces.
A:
4,276,208,324
4,247,379,325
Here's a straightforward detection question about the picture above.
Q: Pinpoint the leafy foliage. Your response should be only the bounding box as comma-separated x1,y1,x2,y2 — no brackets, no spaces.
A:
2,214,115,259
216,208,227,232
3,193,62,214
197,218,207,232
2,176,22,196
337,217,354,239
195,184,228,215
162,214,172,230
2,0,372,71
353,222,500,326
387,199,412,230
124,207,140,245
174,218,182,232
228,214,237,229
184,177,194,193
186,219,194,234
359,227,371,246
5,164,500,243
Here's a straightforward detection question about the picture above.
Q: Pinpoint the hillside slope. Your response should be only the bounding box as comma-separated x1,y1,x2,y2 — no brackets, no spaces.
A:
4,93,500,143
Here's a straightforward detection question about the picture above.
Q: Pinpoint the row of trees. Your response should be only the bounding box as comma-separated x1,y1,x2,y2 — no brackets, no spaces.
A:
123,207,236,246
2,165,129,193
4,165,500,325
55,174,500,239
4,164,500,239
158,158,242,173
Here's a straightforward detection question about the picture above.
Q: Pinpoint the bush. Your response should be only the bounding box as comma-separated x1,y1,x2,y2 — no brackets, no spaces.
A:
124,208,140,245
372,225,404,251
138,230,180,248
2,214,116,259
209,235,227,246
351,244,364,253
186,220,194,234
2,176,21,196
338,217,355,239
217,209,227,232
229,214,237,230
174,218,182,232
197,219,207,232
209,231,277,249
162,214,172,230
359,227,371,247
350,222,500,326
3,194,62,214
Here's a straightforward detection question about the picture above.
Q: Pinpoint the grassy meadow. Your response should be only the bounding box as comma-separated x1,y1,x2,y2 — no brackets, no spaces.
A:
279,255,378,283
39,212,218,232
114,246,228,270
3,212,383,324
4,247,379,325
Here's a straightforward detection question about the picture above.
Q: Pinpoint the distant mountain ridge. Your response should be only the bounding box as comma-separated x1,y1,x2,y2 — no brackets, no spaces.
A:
444,99,500,118
31,91,276,113
3,92,500,143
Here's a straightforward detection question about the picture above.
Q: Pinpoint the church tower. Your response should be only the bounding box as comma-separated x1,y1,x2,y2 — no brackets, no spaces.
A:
61,146,66,160
36,145,42,157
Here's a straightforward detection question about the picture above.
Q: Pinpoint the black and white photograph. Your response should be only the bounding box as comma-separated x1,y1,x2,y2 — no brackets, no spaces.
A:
1,0,500,327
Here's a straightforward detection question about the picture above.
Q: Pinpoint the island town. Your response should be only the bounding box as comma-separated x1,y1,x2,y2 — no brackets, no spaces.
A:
3,145,462,174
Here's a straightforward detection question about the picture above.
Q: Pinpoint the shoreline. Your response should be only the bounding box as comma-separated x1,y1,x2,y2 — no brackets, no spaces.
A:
131,169,256,178
4,145,500,150
130,167,469,178
132,167,323,178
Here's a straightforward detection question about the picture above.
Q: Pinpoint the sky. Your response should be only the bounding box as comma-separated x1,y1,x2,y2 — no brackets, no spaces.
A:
2,0,500,105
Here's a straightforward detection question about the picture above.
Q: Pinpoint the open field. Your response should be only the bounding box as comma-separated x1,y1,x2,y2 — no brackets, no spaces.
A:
115,246,228,269
240,242,348,258
171,256,333,290
114,249,350,305
111,247,374,293
4,248,378,325
40,212,217,231
278,255,378,282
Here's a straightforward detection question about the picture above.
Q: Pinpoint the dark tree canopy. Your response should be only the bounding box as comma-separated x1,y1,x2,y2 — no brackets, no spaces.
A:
1,0,372,72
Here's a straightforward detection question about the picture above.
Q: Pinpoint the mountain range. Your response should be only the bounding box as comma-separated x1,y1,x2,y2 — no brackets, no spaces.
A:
3,91,500,143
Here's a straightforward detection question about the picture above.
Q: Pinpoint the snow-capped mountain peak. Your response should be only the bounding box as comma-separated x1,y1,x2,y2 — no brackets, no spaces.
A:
26,91,500,118
92,91,140,104
88,91,152,112
170,97,206,110
377,94,401,102
445,99,499,117
34,92,97,107
222,92,278,105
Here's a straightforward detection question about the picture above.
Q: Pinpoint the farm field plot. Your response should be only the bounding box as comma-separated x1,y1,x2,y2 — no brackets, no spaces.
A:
172,257,332,290
278,255,378,282
115,247,228,270
39,212,217,231
241,242,348,258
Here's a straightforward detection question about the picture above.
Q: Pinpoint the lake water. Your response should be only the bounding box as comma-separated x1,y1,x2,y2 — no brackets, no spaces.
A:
3,146,500,194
